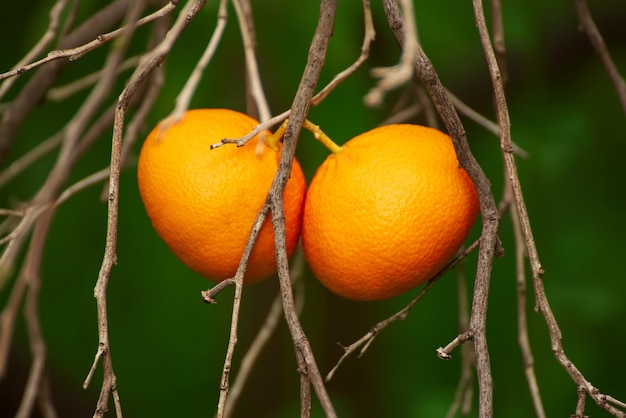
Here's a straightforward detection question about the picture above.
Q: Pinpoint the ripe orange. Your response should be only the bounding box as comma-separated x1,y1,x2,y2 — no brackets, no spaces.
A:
137,108,306,284
302,124,479,301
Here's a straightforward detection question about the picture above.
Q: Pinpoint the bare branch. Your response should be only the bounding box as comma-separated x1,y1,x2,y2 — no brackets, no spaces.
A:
0,0,177,82
444,88,528,158
575,0,626,114
46,56,141,102
490,0,508,84
233,0,270,123
222,248,306,418
0,134,63,189
328,240,480,381
211,110,290,149
269,0,339,415
311,0,376,106
0,0,135,164
14,211,56,418
506,179,546,418
445,270,475,418
0,0,70,100
85,1,206,416
365,0,418,107
170,0,228,121
212,202,270,417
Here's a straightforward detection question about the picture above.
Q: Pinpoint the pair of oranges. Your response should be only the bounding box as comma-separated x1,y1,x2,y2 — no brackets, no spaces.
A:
137,108,479,301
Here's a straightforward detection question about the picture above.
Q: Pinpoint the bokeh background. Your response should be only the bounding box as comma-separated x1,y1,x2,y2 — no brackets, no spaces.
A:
1,0,625,417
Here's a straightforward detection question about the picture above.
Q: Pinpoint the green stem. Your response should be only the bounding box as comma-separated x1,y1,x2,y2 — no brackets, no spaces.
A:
302,119,343,154
268,119,342,154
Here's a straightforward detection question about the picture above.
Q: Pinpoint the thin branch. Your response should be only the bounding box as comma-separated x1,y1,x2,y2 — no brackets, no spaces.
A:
210,110,291,149
365,0,418,107
327,240,480,381
170,0,228,121
37,374,58,418
0,209,24,217
222,248,306,418
0,0,70,100
268,0,339,415
506,179,546,418
0,0,155,354
444,88,528,158
85,0,202,416
311,0,376,106
46,56,141,102
575,0,626,114
0,0,135,164
233,0,270,123
15,210,56,418
0,134,63,189
0,264,28,378
445,269,475,418
0,0,178,82
490,0,508,84
211,202,271,418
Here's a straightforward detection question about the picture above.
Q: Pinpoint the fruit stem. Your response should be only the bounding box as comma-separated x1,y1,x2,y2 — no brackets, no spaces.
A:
268,119,343,154
302,119,343,154
264,123,284,152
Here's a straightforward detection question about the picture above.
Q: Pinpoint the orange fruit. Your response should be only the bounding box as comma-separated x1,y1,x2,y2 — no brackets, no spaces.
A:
137,108,306,284
301,124,479,301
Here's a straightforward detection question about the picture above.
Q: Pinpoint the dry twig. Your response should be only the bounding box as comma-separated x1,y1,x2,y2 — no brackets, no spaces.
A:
84,1,204,417
0,0,70,100
311,0,376,106
222,248,306,418
0,1,177,83
365,0,418,107
575,0,626,114
327,240,480,382
445,269,475,418
170,0,228,122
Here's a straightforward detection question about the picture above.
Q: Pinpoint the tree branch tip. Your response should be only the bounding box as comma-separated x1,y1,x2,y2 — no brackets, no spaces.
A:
201,278,236,303
201,292,218,304
363,91,384,108
211,137,248,149
436,347,453,360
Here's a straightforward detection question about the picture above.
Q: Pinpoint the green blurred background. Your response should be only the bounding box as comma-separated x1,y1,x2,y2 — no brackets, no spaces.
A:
1,0,625,417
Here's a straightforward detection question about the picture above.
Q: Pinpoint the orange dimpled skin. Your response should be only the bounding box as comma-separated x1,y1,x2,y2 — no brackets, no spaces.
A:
301,124,479,301
137,108,306,284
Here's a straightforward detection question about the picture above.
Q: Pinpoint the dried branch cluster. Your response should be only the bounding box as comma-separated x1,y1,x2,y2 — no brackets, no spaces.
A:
0,0,624,417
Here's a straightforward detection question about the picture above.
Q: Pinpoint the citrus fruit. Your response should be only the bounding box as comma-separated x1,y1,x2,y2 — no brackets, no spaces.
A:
137,108,306,284
301,124,479,301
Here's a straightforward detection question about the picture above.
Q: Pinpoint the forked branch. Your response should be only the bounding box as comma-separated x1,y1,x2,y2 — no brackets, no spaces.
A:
327,241,480,382
86,1,207,417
